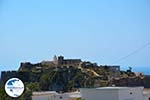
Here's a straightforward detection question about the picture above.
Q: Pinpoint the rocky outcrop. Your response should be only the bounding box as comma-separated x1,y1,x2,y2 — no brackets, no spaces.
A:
0,70,42,86
112,77,143,86
112,76,150,88
143,75,150,88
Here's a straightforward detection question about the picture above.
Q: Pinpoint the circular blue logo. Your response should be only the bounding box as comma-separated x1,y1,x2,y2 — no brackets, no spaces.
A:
5,78,24,97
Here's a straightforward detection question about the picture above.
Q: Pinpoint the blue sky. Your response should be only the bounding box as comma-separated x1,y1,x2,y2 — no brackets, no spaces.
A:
0,0,150,73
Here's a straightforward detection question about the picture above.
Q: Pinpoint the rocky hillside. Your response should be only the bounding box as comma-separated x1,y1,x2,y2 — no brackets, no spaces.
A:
0,59,150,100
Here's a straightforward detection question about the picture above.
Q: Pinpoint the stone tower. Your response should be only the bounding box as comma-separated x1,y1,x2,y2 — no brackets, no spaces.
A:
53,55,58,65
57,56,64,65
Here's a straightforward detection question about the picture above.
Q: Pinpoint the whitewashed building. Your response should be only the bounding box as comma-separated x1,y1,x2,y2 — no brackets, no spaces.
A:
80,87,145,100
32,87,150,100
32,91,81,100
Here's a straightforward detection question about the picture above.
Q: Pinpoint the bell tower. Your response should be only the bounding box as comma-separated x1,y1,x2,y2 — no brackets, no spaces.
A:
53,55,58,65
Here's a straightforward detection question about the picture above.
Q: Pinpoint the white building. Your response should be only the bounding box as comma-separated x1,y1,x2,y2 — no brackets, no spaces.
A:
32,91,81,100
32,87,150,100
80,87,145,100
143,91,150,100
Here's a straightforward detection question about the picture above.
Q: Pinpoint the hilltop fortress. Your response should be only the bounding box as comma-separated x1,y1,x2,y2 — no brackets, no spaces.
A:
2,55,150,93
19,55,120,72
43,55,82,66
19,55,82,71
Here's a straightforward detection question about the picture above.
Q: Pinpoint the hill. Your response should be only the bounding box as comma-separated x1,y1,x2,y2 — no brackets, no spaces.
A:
0,55,150,100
